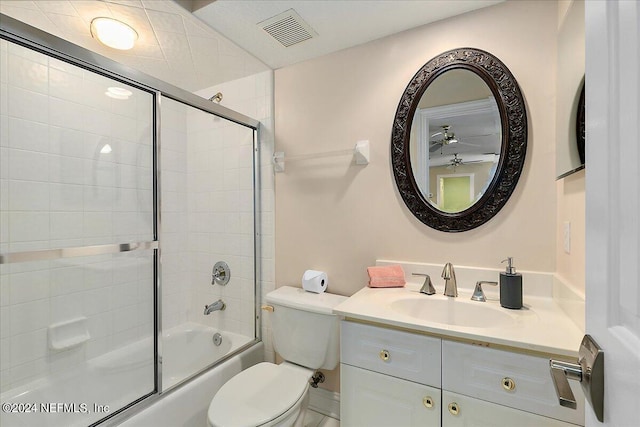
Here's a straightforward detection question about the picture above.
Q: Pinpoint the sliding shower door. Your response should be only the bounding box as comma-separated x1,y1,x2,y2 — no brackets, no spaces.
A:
0,39,156,426
160,98,257,390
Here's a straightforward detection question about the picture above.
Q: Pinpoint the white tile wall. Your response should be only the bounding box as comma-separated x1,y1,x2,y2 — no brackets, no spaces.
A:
163,98,259,340
159,71,274,365
194,70,276,362
1,39,274,397
0,40,155,394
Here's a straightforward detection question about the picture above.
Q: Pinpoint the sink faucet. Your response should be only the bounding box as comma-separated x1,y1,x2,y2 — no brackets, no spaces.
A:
442,263,458,297
471,281,498,302
412,273,436,295
204,299,226,315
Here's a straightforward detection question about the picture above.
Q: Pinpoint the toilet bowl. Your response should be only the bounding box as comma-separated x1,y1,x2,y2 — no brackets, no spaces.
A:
206,286,347,427
207,362,311,427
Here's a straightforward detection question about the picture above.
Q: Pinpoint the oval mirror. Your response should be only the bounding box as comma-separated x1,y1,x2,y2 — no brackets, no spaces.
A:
576,80,585,165
391,48,527,232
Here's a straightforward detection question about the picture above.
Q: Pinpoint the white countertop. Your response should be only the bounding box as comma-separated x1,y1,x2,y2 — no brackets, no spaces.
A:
333,283,584,358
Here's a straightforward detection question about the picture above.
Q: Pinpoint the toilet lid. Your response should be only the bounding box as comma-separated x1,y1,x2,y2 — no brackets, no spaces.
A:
208,363,310,427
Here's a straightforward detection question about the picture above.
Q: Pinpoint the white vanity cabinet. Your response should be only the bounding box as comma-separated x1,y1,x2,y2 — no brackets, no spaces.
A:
342,365,441,427
442,391,577,427
340,321,442,426
340,320,585,427
442,340,585,426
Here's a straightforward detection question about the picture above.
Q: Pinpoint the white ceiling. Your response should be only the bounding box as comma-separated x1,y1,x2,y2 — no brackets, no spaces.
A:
193,0,504,69
0,0,269,91
0,0,504,91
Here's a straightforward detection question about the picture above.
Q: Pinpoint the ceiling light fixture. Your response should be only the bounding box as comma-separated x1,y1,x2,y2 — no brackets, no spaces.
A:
90,17,138,50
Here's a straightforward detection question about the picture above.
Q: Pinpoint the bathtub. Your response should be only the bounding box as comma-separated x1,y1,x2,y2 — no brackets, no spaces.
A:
121,334,263,427
162,322,255,390
0,323,261,427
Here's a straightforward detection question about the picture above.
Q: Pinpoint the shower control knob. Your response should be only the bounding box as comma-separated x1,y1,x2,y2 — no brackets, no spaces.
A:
212,261,230,286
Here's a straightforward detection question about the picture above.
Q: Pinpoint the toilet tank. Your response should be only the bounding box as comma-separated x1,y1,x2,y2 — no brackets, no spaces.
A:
265,286,347,370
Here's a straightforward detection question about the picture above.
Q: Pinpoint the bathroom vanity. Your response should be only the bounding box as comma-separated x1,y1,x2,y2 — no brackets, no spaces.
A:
333,264,585,427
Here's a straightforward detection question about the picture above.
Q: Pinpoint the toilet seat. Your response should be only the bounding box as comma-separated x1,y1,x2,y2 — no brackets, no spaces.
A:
208,362,311,427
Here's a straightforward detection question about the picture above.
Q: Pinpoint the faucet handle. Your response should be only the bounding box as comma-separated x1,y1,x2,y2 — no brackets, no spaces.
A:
471,281,498,302
413,273,436,295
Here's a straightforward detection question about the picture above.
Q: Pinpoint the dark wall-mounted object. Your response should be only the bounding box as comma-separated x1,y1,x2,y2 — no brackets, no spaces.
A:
576,81,586,165
391,47,528,232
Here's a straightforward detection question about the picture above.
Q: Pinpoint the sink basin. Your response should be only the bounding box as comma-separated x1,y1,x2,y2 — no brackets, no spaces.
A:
390,297,515,328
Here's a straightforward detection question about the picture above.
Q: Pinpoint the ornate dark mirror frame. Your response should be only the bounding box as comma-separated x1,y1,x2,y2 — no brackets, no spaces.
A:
576,80,586,165
391,47,527,232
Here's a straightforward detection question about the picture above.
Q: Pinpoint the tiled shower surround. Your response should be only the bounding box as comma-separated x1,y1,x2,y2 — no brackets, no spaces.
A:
160,99,256,337
0,32,275,407
210,71,277,363
0,39,155,395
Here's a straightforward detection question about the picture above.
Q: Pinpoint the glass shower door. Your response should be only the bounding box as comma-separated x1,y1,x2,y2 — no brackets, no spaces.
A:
160,98,257,390
0,39,156,426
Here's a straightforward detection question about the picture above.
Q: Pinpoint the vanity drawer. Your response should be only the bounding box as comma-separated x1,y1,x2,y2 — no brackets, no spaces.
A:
442,390,578,427
442,340,585,425
341,364,441,427
341,320,441,387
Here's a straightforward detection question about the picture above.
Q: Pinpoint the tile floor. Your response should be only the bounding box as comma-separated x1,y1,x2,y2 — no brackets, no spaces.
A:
304,410,340,427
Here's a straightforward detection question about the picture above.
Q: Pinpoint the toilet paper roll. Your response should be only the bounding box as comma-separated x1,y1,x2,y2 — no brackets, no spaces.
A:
301,270,328,293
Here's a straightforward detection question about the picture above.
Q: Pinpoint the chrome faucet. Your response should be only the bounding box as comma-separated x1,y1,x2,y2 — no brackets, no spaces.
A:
442,263,458,297
471,281,498,302
413,273,436,295
204,299,226,315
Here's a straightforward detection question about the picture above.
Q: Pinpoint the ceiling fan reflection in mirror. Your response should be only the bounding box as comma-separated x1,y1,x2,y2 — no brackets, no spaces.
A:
446,153,483,170
429,125,482,153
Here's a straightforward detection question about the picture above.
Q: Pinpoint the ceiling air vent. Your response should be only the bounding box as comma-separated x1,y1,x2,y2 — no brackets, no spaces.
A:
259,9,317,48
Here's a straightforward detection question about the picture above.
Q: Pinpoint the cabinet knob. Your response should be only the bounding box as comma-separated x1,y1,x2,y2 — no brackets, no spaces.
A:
448,402,460,416
502,377,516,391
422,396,434,409
379,349,390,362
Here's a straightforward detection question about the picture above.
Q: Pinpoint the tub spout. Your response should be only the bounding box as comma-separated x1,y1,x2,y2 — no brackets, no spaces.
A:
204,299,226,315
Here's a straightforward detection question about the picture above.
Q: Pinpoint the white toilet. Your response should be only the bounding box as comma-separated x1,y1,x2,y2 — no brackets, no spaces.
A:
207,286,347,427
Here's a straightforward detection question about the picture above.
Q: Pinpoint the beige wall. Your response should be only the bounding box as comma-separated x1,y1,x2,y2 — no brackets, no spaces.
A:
555,0,585,296
556,163,585,296
274,0,560,391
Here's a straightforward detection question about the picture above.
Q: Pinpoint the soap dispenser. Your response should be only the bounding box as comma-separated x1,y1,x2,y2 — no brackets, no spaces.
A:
500,257,522,309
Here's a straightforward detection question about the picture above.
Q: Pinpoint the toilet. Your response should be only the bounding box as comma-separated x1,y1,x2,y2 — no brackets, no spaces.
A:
207,286,347,427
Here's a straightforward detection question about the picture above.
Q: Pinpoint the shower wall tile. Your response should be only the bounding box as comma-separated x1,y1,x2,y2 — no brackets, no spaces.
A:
0,41,156,392
8,180,49,211
10,333,46,374
188,70,274,359
159,99,190,331
8,117,48,152
9,269,49,304
10,300,49,335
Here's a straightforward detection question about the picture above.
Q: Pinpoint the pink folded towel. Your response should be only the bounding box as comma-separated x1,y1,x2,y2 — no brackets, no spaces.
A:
367,265,406,288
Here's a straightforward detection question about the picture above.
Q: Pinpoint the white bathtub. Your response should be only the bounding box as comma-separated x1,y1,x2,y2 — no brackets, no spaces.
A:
0,323,261,427
162,322,254,390
121,337,263,427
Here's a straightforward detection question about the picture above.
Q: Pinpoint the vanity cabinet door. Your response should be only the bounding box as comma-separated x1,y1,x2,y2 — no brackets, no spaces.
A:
442,391,577,427
341,364,440,427
442,340,585,425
